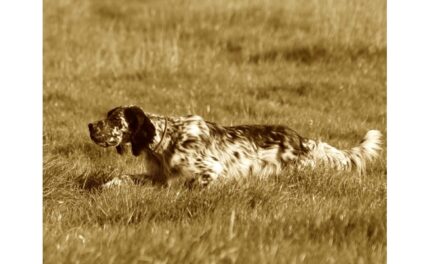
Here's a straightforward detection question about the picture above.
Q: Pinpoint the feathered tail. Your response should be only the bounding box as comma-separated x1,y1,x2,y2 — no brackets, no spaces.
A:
300,130,382,174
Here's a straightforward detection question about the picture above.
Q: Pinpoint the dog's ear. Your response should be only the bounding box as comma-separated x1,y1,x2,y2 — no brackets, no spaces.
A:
124,106,156,156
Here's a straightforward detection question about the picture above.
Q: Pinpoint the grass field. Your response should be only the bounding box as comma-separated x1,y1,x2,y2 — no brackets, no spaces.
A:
43,0,386,263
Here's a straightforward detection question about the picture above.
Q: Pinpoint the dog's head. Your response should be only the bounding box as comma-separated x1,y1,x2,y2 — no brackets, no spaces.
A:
88,106,156,156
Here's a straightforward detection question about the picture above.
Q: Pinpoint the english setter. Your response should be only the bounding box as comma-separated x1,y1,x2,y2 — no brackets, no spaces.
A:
88,106,382,187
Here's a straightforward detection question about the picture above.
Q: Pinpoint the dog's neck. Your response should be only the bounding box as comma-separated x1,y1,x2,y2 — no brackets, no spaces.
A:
147,114,171,153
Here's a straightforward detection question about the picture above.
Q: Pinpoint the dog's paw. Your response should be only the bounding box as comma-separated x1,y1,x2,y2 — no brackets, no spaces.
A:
101,175,134,189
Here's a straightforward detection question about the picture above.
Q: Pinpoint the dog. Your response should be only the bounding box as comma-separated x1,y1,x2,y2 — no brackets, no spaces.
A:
88,105,382,187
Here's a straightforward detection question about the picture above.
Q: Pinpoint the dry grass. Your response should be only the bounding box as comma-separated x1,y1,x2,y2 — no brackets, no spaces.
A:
43,0,386,263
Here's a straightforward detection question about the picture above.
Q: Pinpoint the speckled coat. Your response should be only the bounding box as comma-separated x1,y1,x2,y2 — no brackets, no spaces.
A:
88,106,382,186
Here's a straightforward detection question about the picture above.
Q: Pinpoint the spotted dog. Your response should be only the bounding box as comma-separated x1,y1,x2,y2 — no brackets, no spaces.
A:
88,106,382,187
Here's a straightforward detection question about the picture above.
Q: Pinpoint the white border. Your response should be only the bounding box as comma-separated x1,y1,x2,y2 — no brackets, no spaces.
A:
388,0,440,263
0,0,42,262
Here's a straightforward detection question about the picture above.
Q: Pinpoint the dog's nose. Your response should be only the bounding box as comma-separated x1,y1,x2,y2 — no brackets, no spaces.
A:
88,123,93,132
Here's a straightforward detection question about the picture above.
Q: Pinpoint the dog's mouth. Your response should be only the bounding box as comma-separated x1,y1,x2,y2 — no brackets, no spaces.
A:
90,134,119,148
96,141,114,147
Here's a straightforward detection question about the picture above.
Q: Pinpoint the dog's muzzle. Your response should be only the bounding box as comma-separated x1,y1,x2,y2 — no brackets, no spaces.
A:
88,122,118,147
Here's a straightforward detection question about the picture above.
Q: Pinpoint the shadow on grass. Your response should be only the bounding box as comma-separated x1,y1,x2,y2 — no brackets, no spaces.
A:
248,45,386,64
76,173,159,191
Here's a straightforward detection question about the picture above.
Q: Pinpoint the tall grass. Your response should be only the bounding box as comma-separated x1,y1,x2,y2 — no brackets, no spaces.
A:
44,0,385,78
44,0,386,263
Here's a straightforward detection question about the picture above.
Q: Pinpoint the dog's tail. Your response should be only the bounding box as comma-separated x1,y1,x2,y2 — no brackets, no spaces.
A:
300,130,382,174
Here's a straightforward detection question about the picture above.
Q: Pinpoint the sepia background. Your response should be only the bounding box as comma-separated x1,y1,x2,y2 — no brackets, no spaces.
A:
44,0,386,263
